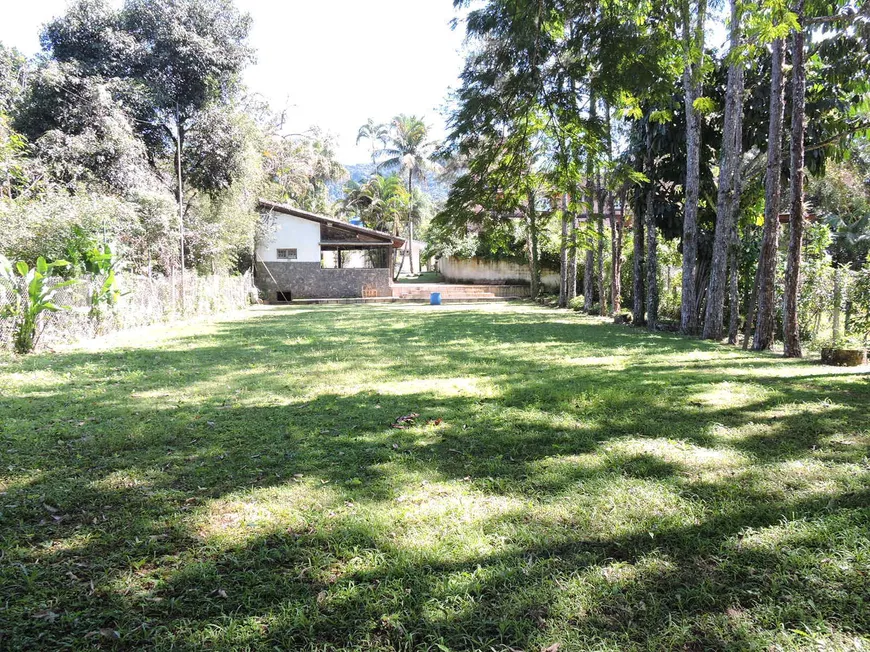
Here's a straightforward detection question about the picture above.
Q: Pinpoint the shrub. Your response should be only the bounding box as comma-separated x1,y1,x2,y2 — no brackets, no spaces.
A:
0,254,75,354
568,296,585,311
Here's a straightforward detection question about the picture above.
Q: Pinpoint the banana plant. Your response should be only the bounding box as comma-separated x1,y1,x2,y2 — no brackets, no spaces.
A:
85,245,127,323
0,254,77,354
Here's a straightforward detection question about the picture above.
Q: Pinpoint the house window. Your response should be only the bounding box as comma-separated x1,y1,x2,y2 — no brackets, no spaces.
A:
277,248,297,260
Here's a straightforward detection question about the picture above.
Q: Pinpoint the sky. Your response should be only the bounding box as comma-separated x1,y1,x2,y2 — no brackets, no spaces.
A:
0,0,468,164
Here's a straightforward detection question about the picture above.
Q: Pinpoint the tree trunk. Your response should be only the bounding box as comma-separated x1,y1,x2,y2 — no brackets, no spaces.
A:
728,84,746,346
527,188,540,299
703,0,743,341
597,171,606,316
727,240,740,344
407,169,415,275
832,266,841,341
584,92,597,313
610,192,621,314
743,258,760,349
584,248,594,311
644,121,658,331
605,102,622,315
175,105,186,313
567,211,578,301
753,37,787,351
559,195,569,308
783,0,806,358
679,0,708,335
632,191,645,326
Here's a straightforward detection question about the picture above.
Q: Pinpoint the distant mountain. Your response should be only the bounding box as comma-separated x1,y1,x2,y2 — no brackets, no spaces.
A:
327,163,452,205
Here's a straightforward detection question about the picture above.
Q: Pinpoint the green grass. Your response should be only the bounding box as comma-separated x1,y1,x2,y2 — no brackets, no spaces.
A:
0,303,868,651
394,271,444,283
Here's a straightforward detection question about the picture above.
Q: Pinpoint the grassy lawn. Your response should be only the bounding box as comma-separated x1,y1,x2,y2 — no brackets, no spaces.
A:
394,271,445,284
1,303,868,651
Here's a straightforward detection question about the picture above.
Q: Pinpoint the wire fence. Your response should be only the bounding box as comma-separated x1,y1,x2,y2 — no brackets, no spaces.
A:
0,271,258,351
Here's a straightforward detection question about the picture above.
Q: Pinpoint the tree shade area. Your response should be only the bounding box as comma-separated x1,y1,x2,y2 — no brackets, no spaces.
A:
430,0,870,355
0,304,868,650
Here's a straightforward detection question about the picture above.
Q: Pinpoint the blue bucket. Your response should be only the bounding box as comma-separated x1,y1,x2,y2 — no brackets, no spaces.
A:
430,292,442,305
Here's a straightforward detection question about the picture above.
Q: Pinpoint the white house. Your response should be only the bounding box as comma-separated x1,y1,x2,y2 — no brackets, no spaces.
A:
255,200,405,301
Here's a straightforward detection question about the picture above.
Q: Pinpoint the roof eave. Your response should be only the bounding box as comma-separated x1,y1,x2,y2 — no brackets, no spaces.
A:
258,199,406,248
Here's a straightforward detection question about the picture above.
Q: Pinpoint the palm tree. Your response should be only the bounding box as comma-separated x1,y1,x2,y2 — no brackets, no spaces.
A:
339,174,407,235
378,115,440,275
356,119,389,166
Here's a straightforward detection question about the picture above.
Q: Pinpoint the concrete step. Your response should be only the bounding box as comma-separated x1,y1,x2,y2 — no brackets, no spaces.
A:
390,284,530,299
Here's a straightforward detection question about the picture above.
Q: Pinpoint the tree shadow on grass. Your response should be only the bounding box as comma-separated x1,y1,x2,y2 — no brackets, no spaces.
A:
1,304,869,649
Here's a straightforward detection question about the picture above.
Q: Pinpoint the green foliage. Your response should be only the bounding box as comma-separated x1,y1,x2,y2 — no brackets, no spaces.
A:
691,96,717,115
0,254,75,353
10,0,260,275
567,295,585,311
851,262,870,344
797,226,837,341
15,61,151,192
0,113,35,200
0,191,142,272
263,127,347,214
338,174,408,233
809,154,870,268
0,43,27,114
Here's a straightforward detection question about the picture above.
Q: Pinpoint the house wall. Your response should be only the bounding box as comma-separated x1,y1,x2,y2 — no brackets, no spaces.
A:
255,262,392,300
439,256,560,289
256,213,322,262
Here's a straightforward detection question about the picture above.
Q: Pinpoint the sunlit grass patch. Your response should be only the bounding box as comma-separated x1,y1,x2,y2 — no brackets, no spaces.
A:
0,303,868,650
195,482,342,545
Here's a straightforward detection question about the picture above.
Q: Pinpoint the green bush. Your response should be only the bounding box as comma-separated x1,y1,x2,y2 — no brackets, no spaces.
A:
568,296,585,311
851,264,870,345
0,254,76,354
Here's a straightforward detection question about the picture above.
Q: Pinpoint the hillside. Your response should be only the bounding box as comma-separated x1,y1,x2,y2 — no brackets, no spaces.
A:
327,163,452,205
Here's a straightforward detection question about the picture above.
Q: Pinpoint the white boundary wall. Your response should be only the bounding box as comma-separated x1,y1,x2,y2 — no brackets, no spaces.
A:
439,256,560,289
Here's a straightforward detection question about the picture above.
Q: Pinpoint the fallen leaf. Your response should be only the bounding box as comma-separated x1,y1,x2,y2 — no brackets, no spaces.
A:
32,610,60,623
392,413,419,427
86,628,120,640
542,644,561,652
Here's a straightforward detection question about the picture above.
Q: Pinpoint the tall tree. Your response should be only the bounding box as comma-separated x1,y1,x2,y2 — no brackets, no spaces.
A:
357,118,389,166
782,0,807,357
37,0,255,273
753,36,787,351
679,0,708,335
263,128,346,213
644,117,659,330
378,114,438,275
703,0,745,341
584,94,597,313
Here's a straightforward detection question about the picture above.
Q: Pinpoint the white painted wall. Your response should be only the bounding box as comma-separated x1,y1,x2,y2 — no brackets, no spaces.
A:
256,213,321,263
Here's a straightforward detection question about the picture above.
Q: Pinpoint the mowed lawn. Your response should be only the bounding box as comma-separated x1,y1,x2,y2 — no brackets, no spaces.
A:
1,304,868,651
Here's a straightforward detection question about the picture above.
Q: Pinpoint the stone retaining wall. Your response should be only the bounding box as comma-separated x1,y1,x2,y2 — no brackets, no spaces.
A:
255,261,392,300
